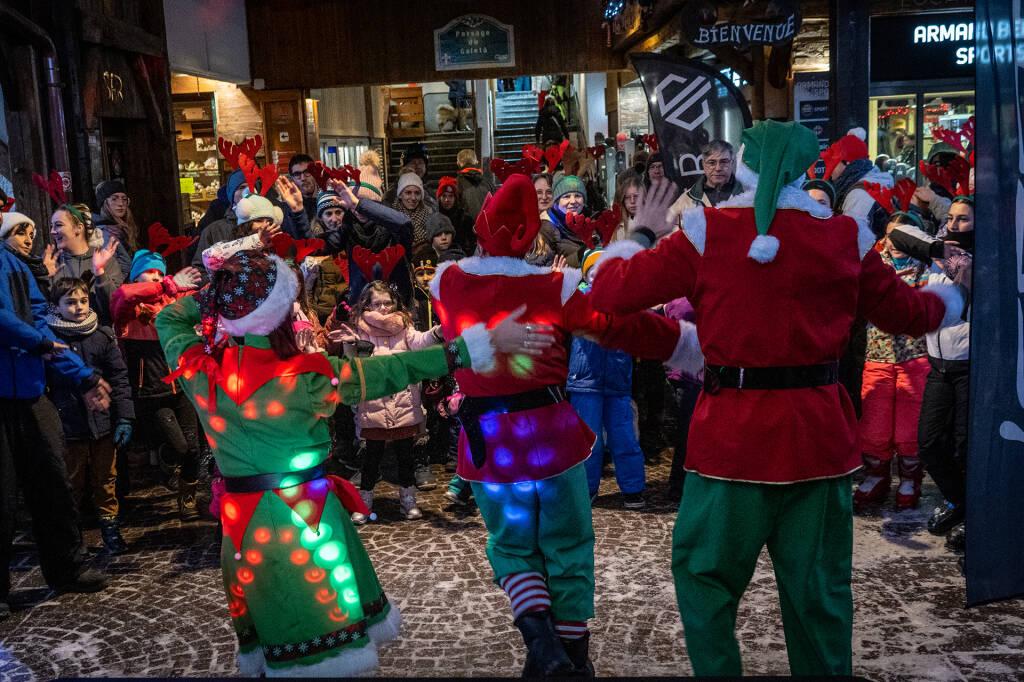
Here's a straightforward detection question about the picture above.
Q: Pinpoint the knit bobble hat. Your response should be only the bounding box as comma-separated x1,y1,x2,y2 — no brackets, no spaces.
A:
552,175,588,207
426,213,456,241
95,179,127,207
235,194,283,225
801,178,836,208
129,249,167,282
0,212,34,240
581,248,603,280
396,172,424,197
315,190,343,218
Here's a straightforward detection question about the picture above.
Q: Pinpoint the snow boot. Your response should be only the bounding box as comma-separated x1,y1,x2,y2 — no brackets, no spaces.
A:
561,633,595,678
853,455,891,507
514,611,574,678
399,486,422,520
928,500,965,536
351,490,374,525
895,456,924,510
99,517,128,555
178,479,200,521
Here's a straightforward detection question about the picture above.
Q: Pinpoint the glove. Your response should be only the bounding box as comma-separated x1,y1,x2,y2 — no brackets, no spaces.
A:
113,419,133,448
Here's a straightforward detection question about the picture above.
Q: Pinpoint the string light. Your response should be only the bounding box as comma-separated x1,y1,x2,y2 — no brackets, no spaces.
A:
603,0,626,20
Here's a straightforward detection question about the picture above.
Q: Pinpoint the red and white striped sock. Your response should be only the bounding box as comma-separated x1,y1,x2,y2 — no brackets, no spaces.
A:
499,572,551,620
554,620,588,640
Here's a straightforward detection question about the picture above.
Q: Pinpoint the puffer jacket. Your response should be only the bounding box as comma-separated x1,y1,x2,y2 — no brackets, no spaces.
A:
110,276,189,398
567,335,633,396
53,247,124,325
348,312,441,432
47,321,134,439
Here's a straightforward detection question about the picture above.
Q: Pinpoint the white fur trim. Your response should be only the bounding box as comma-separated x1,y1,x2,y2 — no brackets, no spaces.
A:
854,216,877,260
237,648,266,677
264,640,379,678
922,282,966,329
748,234,780,263
89,226,106,249
202,233,263,272
560,267,583,304
220,255,299,337
732,144,758,189
366,605,402,644
681,206,707,255
457,255,552,278
0,212,33,239
428,259,458,300
848,126,867,141
665,320,704,379
717,175,833,220
460,322,496,374
601,239,646,262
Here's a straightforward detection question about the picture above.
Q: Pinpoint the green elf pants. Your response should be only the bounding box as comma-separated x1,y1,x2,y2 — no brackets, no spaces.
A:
470,463,595,621
672,474,853,677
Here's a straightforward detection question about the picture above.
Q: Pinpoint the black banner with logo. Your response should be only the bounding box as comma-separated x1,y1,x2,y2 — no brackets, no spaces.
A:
630,54,752,189
967,1,1024,606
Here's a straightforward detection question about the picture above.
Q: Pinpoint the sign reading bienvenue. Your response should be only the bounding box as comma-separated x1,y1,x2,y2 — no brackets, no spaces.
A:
434,15,515,71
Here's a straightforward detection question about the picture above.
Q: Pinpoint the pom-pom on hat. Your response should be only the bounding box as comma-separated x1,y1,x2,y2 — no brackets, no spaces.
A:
129,249,167,282
814,127,869,179
474,174,541,258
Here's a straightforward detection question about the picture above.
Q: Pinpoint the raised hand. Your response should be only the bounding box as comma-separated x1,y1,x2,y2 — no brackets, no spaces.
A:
634,180,679,239
92,237,120,276
256,222,282,247
274,175,305,213
490,304,555,356
551,254,568,272
172,266,203,290
328,178,360,211
43,244,59,277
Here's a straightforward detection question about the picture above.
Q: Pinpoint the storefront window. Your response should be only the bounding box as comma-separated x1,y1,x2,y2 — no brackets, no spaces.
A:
869,96,917,171
922,91,975,162
617,84,650,136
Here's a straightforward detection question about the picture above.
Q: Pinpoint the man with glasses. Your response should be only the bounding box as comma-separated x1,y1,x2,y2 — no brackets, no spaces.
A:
670,140,745,217
287,154,319,221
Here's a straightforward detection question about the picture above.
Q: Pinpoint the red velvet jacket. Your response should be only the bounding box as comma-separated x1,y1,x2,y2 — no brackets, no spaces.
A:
590,194,956,484
430,256,684,483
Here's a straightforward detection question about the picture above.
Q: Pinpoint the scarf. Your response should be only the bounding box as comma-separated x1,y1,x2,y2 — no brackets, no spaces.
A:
832,158,877,210
356,310,408,339
348,213,395,253
393,200,432,247
47,310,99,337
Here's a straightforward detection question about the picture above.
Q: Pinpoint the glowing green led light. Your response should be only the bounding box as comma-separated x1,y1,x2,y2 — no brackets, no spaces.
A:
342,588,359,604
331,565,353,584
315,541,343,565
300,523,332,549
290,451,318,470
509,354,534,377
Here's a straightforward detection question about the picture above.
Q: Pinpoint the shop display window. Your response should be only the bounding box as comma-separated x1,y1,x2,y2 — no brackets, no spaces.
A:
922,91,975,162
869,96,917,172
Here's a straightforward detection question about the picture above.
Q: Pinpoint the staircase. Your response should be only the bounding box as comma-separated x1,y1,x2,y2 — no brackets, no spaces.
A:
493,91,538,162
387,132,476,186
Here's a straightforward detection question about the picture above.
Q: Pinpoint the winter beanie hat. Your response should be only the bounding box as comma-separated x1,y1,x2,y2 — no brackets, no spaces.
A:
129,249,167,281
740,120,822,263
581,248,603,280
401,143,430,170
474,174,541,258
0,211,34,240
201,249,299,338
552,175,588,207
95,179,127,207
802,178,836,208
426,212,456,241
436,176,458,198
226,170,247,205
316,190,343,218
235,194,283,225
814,127,869,179
396,172,424,197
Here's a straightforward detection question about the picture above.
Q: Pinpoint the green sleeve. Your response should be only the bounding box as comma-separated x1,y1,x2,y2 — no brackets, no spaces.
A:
332,337,470,406
154,294,201,370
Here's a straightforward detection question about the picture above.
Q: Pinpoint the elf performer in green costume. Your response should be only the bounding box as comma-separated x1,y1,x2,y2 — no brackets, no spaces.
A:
588,121,965,676
156,224,545,677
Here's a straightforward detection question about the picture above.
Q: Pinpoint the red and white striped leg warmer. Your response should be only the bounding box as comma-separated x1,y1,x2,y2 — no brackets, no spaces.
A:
499,572,551,620
554,620,589,640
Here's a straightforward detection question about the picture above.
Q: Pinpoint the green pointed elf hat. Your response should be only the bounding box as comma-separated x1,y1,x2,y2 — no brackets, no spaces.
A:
740,120,822,263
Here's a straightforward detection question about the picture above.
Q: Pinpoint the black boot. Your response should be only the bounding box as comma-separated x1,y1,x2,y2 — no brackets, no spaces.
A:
99,517,129,554
927,501,965,536
514,611,574,678
560,634,595,678
945,522,966,553
178,479,200,522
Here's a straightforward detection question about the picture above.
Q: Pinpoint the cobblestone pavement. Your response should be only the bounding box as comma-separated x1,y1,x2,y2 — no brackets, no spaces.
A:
1,454,1022,680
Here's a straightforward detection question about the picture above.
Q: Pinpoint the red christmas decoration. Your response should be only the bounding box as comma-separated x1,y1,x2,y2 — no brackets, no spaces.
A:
147,222,197,258
32,170,67,205
238,153,277,197
218,135,263,170
351,244,406,282
640,134,659,153
565,205,622,248
270,233,326,263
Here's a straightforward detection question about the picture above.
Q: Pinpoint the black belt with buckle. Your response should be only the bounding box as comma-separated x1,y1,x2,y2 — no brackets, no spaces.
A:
457,385,567,468
703,362,840,394
224,463,326,493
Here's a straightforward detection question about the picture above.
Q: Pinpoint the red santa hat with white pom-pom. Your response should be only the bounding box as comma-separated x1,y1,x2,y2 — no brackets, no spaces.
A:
813,127,869,180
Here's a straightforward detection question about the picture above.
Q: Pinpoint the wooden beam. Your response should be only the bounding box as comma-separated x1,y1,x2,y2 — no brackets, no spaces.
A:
612,0,688,52
79,10,165,57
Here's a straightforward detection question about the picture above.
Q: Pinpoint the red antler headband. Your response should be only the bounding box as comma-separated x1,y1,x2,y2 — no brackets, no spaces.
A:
351,244,405,282
565,206,622,249
1,197,14,213
309,162,361,192
32,170,67,205
270,233,326,263
218,135,264,170
147,222,198,258
640,134,659,153
237,153,277,197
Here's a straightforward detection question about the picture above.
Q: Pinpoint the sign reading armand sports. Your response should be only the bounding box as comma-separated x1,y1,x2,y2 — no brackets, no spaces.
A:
870,11,975,82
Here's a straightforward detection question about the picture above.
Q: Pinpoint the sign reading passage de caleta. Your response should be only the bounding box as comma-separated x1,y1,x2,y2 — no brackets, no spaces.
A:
434,15,515,71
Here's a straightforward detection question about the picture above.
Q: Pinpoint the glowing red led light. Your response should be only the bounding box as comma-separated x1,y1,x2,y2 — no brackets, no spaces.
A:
305,567,326,583
236,567,255,585
253,527,271,544
208,415,226,433
291,549,310,565
245,549,263,565
266,401,285,417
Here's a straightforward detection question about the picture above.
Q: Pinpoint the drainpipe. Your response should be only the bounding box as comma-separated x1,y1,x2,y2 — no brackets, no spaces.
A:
0,5,71,174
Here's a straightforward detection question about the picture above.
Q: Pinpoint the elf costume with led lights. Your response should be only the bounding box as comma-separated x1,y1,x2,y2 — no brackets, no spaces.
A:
588,120,963,677
156,243,496,677
429,174,699,677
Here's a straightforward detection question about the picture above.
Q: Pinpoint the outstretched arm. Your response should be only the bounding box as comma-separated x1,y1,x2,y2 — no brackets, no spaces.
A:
154,293,203,370
857,248,961,335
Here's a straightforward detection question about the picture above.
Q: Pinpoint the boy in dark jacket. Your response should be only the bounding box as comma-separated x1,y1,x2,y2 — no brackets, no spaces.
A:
47,277,134,553
567,249,647,508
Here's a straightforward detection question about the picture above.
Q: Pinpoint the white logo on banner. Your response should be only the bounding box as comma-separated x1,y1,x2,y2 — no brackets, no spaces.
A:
654,74,712,131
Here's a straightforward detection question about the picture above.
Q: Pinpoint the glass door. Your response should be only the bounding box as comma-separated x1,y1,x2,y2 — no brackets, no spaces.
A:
922,91,975,162
869,95,917,174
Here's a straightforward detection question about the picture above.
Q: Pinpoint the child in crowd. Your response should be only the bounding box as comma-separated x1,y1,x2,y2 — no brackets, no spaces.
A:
328,281,445,523
110,248,204,519
426,213,456,258
567,249,647,508
47,277,135,553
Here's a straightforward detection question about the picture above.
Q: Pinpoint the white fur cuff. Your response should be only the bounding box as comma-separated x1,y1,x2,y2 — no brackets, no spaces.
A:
264,640,379,678
560,267,583,304
748,234,780,263
922,282,966,329
460,322,496,374
681,206,707,255
601,239,646,262
237,648,266,677
367,605,402,644
665,320,704,380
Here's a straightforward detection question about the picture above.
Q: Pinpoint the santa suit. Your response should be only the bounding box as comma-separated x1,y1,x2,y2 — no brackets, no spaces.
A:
589,152,960,675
